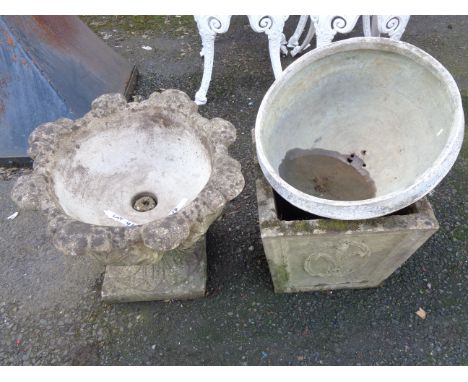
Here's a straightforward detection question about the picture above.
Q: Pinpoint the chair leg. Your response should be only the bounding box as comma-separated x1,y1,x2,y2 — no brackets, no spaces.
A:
291,19,315,57
194,16,231,105
362,15,372,36
312,15,360,47
268,23,288,79
248,16,288,79
287,15,308,48
194,33,214,105
371,15,380,36
377,15,410,40
280,33,288,55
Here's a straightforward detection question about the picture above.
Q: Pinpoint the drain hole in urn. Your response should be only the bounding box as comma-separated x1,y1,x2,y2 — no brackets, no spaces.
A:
132,192,158,212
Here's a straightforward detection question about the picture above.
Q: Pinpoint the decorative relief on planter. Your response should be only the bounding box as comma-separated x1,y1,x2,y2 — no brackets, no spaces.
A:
303,240,371,278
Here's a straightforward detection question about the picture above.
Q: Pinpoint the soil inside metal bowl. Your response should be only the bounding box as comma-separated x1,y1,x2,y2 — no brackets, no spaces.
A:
279,147,376,201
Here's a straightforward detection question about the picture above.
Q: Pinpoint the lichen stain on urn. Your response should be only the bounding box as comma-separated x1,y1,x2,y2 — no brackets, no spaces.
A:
11,89,245,302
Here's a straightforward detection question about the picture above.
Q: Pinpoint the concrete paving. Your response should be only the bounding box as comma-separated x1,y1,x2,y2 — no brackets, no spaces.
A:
0,15,466,365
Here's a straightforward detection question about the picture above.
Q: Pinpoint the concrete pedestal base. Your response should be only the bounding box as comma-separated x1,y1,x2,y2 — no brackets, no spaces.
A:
101,237,207,303
256,174,439,293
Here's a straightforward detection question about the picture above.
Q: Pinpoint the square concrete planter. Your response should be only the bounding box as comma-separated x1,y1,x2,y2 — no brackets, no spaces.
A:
256,171,439,293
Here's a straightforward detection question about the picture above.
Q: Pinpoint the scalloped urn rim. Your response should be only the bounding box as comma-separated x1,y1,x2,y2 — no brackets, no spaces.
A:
11,89,245,262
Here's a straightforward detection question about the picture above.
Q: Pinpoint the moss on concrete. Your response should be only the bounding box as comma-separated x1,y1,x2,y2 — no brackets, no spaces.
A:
260,220,279,230
81,15,196,35
291,221,313,233
317,219,361,232
270,262,289,292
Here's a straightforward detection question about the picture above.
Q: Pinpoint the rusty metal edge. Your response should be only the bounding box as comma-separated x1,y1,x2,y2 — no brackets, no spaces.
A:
124,65,139,100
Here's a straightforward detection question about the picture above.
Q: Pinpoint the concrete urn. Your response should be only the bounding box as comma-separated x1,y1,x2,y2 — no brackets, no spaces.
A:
11,89,245,302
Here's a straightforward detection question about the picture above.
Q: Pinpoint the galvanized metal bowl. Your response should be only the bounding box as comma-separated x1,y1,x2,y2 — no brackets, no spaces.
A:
255,37,464,220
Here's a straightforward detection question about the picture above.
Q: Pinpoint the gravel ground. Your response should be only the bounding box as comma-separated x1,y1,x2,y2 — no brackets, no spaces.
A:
0,15,466,365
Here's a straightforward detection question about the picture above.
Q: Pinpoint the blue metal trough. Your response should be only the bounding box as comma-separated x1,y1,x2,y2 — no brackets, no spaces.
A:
0,16,137,165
